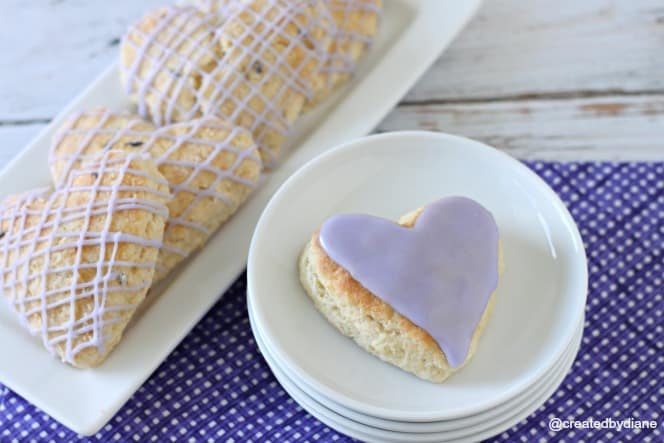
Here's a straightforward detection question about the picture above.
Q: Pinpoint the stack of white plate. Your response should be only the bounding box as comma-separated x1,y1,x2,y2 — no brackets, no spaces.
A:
247,132,588,442
249,300,583,443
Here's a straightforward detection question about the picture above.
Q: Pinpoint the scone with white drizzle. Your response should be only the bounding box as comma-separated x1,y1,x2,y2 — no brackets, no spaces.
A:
120,1,335,167
120,6,220,126
0,150,170,368
200,0,334,166
49,108,262,282
309,0,382,105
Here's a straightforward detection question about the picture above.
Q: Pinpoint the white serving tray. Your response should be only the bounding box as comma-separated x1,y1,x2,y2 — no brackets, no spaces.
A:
0,0,482,435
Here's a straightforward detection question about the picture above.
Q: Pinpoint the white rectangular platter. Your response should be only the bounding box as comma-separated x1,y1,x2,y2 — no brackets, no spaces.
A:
0,0,482,435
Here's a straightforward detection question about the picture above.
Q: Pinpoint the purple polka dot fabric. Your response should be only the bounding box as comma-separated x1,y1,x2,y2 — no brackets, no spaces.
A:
0,162,662,442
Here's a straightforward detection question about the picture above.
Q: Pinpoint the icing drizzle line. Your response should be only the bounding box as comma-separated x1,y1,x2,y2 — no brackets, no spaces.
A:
121,1,335,166
0,151,169,364
49,108,262,276
320,0,382,80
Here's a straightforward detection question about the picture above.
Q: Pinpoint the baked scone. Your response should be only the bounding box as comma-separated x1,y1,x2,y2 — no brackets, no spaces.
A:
121,1,334,167
0,150,170,368
49,108,262,282
120,6,221,126
200,0,334,166
194,0,236,15
198,0,382,108
299,197,501,383
309,0,382,105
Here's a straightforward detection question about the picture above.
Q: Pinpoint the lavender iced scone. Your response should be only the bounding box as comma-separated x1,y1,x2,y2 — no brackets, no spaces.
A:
121,1,334,167
309,0,382,105
120,6,220,126
49,108,263,282
200,0,334,166
0,151,170,368
299,197,501,383
197,0,382,106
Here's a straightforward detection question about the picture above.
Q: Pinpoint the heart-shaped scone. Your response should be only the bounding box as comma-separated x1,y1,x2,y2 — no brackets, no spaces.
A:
200,0,334,166
50,108,262,282
121,1,334,167
197,0,381,107
193,0,239,15
299,197,501,383
194,0,236,15
308,0,382,105
0,151,170,368
120,6,220,126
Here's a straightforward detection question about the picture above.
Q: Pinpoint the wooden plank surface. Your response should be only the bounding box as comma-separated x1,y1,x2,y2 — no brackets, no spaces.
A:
379,95,664,160
0,0,164,120
0,0,662,163
405,0,664,101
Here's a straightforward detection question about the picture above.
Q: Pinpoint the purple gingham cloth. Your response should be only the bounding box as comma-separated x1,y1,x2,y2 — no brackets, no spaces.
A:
0,162,662,442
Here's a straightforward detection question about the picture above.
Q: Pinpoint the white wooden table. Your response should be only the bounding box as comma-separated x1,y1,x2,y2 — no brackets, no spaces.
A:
1,0,662,168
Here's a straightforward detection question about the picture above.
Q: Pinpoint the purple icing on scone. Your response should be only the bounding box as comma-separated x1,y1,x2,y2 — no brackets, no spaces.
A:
318,196,499,368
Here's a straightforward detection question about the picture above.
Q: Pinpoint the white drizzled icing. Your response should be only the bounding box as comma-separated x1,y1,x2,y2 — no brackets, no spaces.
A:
201,0,381,97
49,108,262,277
121,6,219,126
202,0,333,166
121,1,334,167
321,0,381,80
194,0,236,15
0,151,169,364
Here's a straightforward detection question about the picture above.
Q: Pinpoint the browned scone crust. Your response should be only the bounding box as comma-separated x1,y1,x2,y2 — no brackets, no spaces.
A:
308,0,382,105
194,0,235,15
121,1,334,167
49,108,262,282
119,6,221,126
150,115,262,280
0,151,170,368
201,0,334,166
299,208,498,383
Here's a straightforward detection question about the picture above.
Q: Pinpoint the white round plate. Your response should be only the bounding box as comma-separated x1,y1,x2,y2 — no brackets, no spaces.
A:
250,304,583,443
250,292,584,433
248,131,588,421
